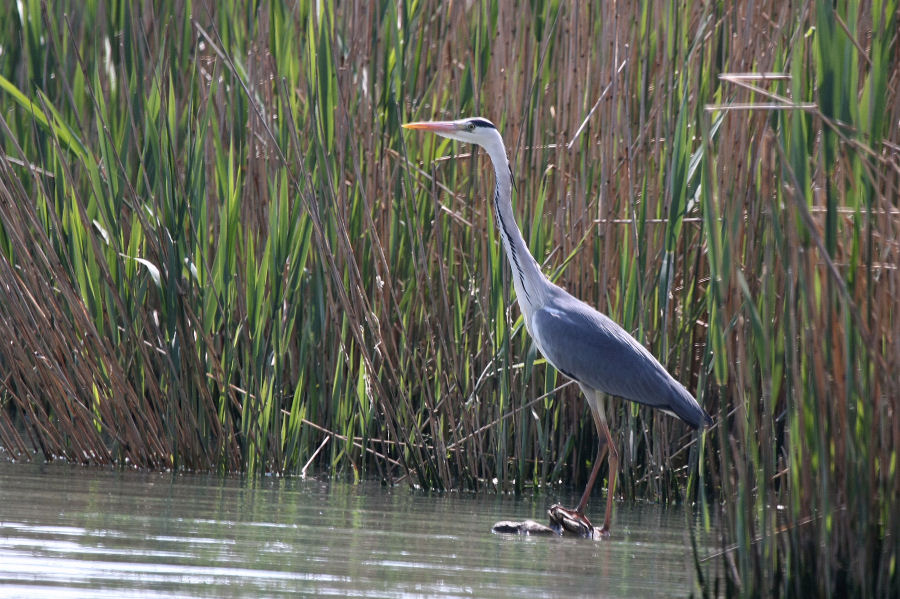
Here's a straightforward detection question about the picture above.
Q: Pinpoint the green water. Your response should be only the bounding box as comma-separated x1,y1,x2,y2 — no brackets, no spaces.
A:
0,462,701,597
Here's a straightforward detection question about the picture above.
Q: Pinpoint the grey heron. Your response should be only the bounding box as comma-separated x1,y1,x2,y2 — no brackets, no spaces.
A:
403,117,712,536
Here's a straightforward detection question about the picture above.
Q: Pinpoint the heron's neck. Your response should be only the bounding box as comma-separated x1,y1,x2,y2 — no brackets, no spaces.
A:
485,146,546,316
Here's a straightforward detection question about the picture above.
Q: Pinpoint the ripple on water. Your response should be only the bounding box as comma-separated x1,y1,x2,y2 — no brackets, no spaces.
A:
0,462,703,598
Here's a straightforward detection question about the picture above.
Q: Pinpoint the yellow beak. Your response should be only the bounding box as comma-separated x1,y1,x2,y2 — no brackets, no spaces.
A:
402,121,461,134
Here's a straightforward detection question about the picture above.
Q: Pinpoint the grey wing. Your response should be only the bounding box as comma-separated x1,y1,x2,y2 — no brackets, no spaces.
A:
530,295,710,428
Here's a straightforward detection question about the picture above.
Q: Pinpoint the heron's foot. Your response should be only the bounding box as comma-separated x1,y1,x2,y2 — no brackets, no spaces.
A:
491,519,559,536
548,504,609,539
547,504,592,537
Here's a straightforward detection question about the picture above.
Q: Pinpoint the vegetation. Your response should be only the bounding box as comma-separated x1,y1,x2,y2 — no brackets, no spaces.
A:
0,1,897,596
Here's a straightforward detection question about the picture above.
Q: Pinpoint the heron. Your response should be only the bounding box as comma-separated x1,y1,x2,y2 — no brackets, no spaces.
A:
402,117,712,536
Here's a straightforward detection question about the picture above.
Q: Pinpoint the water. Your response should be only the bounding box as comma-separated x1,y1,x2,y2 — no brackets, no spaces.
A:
0,462,700,598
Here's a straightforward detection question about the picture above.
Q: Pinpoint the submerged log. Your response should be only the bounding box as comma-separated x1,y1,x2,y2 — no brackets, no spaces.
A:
491,519,558,536
491,505,604,539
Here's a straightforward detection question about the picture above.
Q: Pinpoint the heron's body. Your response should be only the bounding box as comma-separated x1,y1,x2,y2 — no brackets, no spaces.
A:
532,286,710,426
403,117,711,536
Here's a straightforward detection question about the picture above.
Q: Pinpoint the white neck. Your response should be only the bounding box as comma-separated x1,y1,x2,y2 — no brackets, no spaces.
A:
481,134,548,325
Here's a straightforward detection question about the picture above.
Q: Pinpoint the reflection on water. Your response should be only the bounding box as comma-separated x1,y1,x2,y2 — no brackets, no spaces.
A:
0,462,700,597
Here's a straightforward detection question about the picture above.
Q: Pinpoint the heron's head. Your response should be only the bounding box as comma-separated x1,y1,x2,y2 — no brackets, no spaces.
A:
402,117,500,148
403,117,507,168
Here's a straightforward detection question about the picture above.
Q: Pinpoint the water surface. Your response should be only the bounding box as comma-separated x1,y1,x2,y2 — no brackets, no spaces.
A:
0,462,700,597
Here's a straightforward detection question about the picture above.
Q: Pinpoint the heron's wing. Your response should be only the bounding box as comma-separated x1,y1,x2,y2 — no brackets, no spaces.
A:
530,293,709,427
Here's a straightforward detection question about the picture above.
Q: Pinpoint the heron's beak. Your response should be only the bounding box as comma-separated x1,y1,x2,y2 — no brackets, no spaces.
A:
402,121,462,134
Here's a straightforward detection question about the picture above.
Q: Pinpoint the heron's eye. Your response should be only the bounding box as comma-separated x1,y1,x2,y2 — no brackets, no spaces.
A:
466,122,476,132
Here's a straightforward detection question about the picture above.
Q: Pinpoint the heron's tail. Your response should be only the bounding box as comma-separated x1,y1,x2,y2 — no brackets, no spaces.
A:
668,380,713,429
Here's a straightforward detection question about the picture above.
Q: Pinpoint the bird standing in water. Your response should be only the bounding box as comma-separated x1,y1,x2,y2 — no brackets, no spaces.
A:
403,117,712,536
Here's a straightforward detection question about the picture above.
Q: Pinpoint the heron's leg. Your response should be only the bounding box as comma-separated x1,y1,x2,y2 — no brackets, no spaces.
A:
547,388,618,538
575,430,608,513
585,390,618,534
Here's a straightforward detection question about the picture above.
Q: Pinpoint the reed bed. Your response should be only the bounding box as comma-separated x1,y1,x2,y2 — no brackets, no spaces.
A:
0,1,897,596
